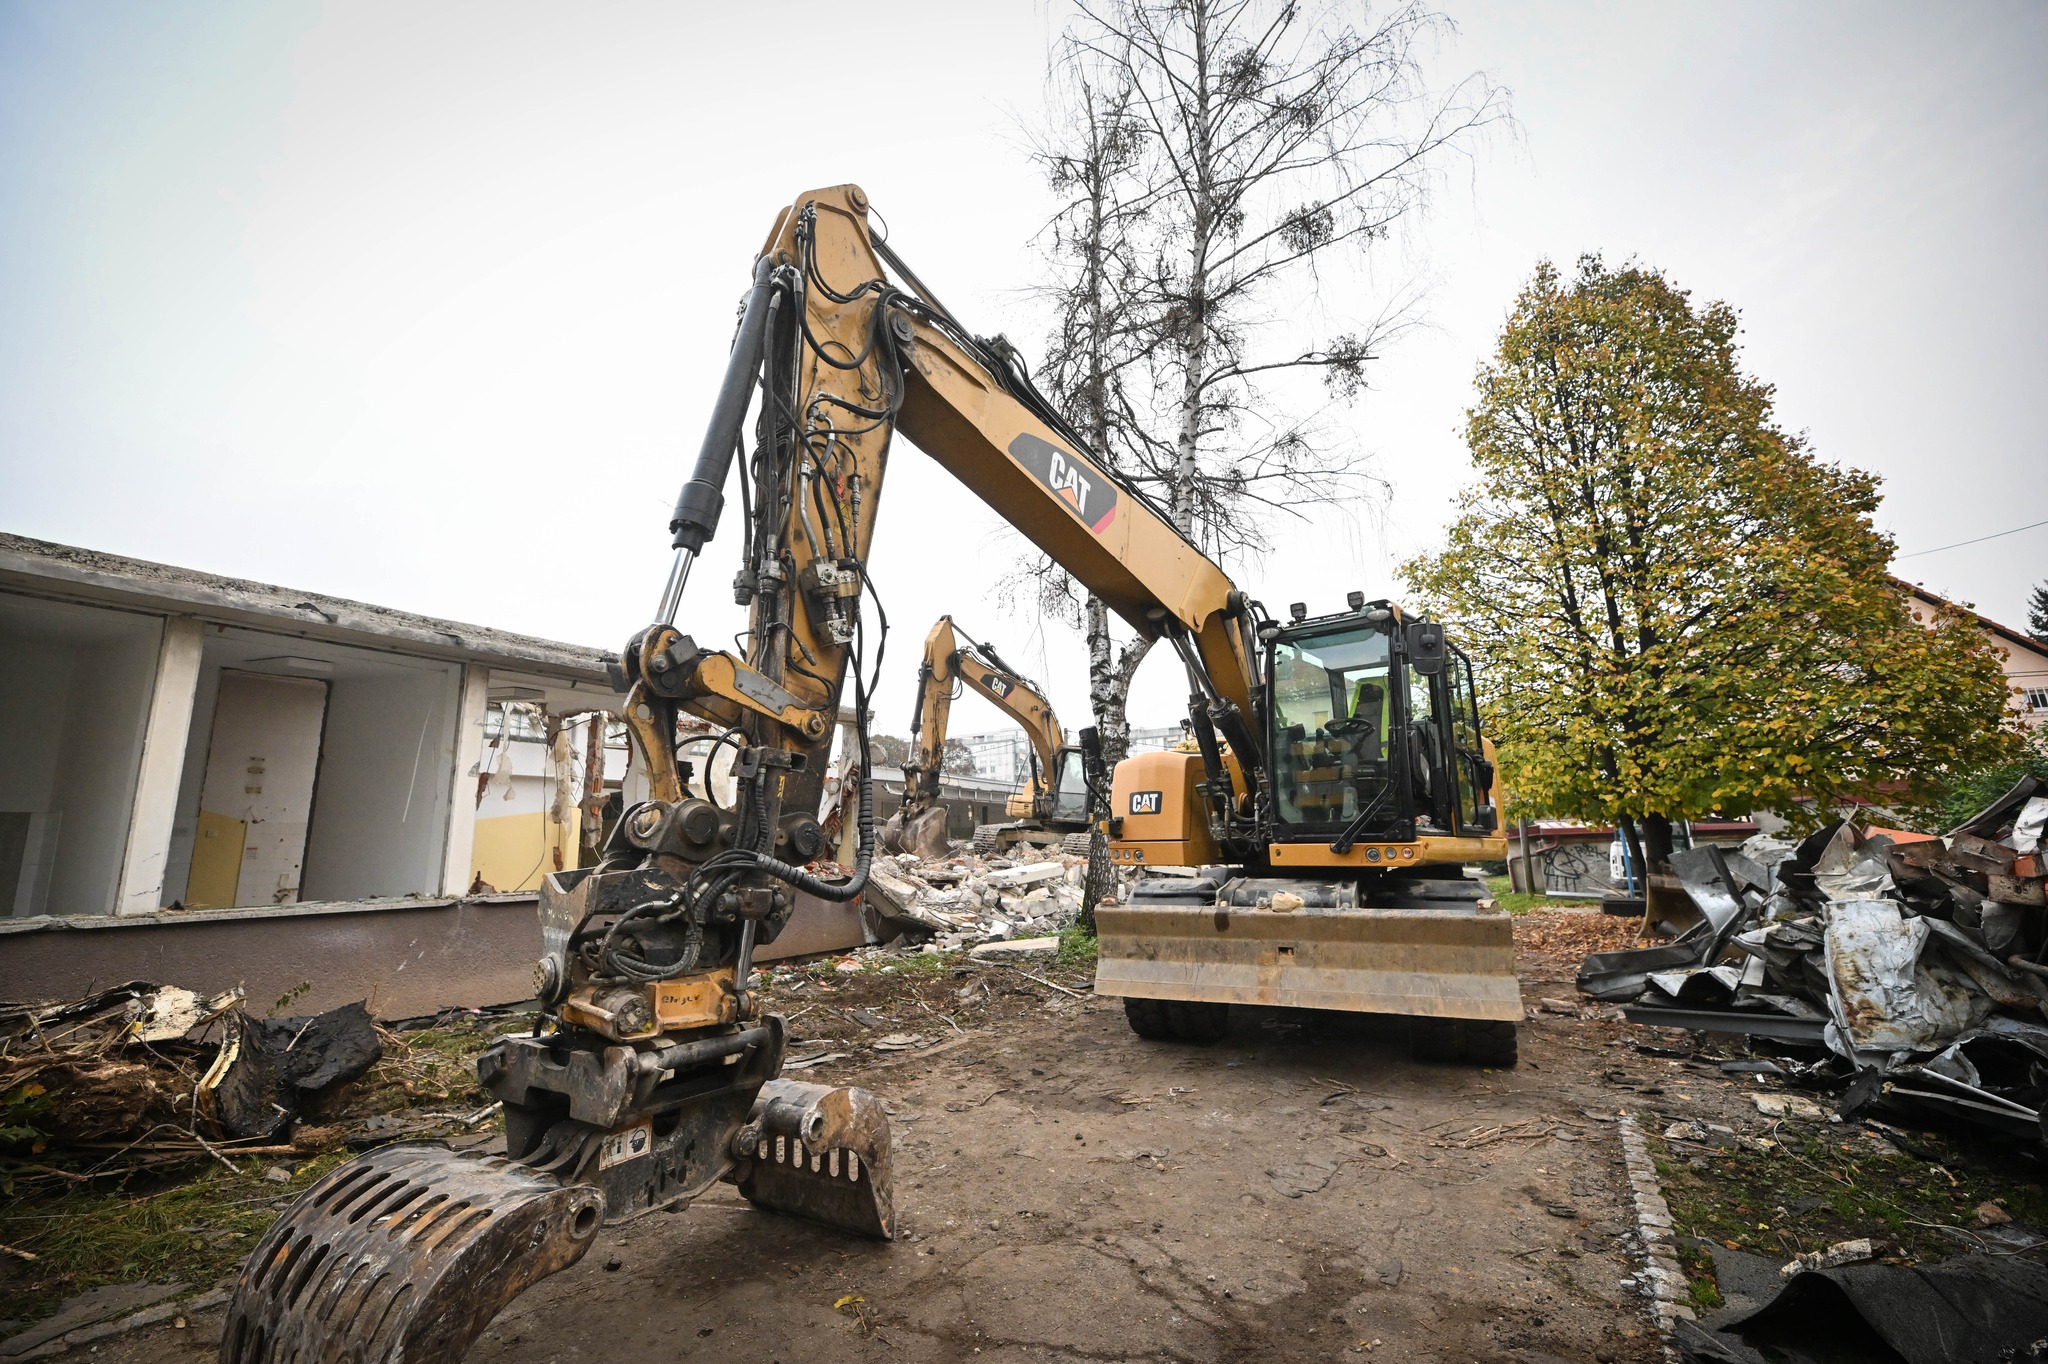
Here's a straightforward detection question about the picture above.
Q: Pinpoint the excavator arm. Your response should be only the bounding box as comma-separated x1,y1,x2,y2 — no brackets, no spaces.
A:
882,615,1071,858
226,184,1264,1364
635,186,1262,822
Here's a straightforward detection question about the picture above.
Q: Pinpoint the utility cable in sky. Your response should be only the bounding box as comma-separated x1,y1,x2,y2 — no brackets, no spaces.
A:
1895,516,2048,561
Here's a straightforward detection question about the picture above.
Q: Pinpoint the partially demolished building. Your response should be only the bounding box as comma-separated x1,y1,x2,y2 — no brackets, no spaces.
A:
0,535,869,1016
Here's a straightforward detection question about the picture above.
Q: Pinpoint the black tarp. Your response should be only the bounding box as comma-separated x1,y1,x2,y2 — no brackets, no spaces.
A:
1675,1255,2048,1364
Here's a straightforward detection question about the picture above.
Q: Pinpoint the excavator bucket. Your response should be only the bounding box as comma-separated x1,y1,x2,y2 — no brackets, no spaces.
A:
880,805,950,861
733,1077,895,1239
219,1144,603,1364
1093,901,1523,1021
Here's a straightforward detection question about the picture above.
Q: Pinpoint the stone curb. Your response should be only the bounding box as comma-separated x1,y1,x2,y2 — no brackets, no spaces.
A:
5,1287,232,1361
1615,1112,1694,1362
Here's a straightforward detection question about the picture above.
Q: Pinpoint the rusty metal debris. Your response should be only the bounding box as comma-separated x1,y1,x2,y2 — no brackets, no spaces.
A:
1580,782,2048,1141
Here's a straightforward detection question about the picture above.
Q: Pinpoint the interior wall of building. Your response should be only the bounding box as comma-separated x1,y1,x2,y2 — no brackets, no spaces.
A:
163,627,462,907
0,594,162,917
301,661,460,900
185,670,331,907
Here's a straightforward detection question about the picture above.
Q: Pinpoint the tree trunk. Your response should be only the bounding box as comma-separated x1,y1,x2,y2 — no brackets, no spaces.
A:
1086,593,1154,767
1640,813,1676,875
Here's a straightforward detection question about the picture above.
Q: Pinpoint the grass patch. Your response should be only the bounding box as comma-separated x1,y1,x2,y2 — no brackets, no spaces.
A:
1057,925,1098,969
1672,1239,1725,1311
1486,874,1573,916
878,951,955,975
1651,1125,2048,1268
0,1150,354,1324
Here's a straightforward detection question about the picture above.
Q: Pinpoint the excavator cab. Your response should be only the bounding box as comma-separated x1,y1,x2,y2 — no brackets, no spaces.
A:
1266,608,1500,847
1049,745,1092,824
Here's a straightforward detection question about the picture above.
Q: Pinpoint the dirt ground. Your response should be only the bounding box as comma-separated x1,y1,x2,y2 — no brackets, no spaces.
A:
83,912,1666,1364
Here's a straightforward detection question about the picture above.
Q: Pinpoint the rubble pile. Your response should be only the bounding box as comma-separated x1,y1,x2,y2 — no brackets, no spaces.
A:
1579,776,2048,1140
861,848,1099,951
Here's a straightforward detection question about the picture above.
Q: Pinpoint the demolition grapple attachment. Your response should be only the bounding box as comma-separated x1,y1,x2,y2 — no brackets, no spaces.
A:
219,1071,893,1364
734,1076,894,1239
219,1144,603,1364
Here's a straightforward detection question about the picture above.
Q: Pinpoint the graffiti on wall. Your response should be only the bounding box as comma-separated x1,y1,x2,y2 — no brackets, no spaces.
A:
1543,841,1621,897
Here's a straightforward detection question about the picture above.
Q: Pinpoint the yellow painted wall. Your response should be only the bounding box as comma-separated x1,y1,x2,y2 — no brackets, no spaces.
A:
471,809,581,893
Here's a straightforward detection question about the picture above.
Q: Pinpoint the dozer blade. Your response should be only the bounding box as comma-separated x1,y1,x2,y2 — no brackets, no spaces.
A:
220,1143,602,1364
1093,902,1523,1021
880,805,949,861
731,1077,894,1239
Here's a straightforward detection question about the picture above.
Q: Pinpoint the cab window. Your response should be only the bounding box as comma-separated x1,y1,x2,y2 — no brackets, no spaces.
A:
1270,627,1395,829
1444,650,1482,830
1052,749,1090,823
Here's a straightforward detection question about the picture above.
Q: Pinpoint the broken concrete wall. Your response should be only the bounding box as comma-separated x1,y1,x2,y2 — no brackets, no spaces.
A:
0,889,868,1019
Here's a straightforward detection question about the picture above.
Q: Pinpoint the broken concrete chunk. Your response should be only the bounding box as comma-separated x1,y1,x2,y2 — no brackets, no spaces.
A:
1749,1092,1825,1121
0,1283,190,1356
969,937,1060,961
1779,1237,1878,1278
984,861,1066,888
129,985,242,1043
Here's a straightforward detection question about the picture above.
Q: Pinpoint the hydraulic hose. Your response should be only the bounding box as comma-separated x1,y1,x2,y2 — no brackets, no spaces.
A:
752,744,874,902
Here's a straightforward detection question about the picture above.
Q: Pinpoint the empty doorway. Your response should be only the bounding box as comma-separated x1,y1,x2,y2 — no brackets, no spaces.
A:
184,671,329,908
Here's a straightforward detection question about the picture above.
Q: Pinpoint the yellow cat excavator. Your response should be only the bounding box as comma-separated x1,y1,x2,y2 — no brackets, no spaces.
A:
223,185,1516,1363
879,615,1096,859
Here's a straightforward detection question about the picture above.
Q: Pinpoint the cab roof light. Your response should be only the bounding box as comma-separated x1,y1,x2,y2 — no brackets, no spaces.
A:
1346,591,1365,611
1289,602,1308,622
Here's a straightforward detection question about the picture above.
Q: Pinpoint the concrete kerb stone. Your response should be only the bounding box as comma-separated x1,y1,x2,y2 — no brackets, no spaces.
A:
1614,1111,1695,1362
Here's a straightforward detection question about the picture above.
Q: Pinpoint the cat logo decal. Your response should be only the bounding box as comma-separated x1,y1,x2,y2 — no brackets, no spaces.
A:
1009,433,1119,533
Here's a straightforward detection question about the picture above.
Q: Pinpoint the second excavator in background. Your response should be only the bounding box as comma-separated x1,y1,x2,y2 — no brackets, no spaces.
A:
879,615,1099,859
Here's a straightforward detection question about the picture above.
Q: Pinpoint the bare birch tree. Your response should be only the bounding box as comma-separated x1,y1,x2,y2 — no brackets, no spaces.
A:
1022,0,1507,760
1026,63,1159,763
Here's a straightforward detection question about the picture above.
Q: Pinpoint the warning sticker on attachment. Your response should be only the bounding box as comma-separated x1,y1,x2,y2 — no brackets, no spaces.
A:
599,1121,653,1169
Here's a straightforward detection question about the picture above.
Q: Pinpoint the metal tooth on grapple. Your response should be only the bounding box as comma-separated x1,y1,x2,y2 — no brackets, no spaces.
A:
732,1077,894,1240
220,1144,603,1364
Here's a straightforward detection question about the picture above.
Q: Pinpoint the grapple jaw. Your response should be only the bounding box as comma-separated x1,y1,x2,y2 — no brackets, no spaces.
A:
733,1077,895,1239
220,1144,603,1364
880,803,949,860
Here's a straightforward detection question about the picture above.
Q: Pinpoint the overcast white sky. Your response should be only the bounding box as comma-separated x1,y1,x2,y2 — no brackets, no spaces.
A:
4,1,2043,735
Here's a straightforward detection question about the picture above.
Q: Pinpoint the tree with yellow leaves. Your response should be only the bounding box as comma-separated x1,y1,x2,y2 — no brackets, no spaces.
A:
1405,256,2015,873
